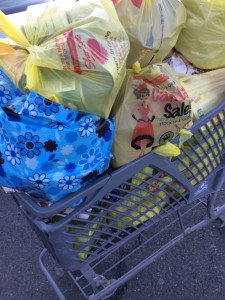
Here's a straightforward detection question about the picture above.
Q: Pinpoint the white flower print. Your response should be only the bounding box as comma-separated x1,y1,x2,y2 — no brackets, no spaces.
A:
5,144,21,166
78,117,94,137
22,101,38,117
0,85,12,104
58,175,79,190
28,173,50,189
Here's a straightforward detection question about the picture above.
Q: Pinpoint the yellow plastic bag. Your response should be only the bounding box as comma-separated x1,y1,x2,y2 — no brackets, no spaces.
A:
0,0,130,118
108,167,171,228
182,144,222,186
69,222,98,260
66,209,105,261
175,0,225,69
109,140,188,228
112,62,192,168
181,68,225,121
175,119,224,186
112,0,186,68
152,141,181,157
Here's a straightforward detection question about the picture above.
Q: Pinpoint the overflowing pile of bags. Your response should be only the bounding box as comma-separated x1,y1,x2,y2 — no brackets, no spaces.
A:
0,0,224,233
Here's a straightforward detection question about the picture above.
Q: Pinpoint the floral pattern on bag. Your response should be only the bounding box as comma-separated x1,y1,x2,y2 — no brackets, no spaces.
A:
0,69,114,203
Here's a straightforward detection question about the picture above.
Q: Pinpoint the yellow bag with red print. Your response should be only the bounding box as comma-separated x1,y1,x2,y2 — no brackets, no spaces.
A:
112,63,192,168
0,0,130,118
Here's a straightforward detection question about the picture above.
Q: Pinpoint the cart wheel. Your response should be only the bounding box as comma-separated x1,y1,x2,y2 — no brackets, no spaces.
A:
55,267,65,277
218,216,225,228
93,275,117,299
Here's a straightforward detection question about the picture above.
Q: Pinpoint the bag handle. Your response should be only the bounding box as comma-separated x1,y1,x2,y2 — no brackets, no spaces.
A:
0,11,29,47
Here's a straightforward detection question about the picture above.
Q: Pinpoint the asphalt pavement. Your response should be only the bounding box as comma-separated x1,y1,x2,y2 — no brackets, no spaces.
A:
1,185,225,300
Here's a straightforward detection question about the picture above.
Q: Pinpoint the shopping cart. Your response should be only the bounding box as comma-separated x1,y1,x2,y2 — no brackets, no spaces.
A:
12,100,225,300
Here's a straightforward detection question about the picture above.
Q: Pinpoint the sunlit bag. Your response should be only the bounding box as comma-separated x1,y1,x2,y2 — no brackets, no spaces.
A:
0,0,130,118
181,68,225,121
112,0,186,68
175,0,225,69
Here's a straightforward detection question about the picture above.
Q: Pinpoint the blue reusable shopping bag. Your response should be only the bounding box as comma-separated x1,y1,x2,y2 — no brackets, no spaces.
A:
0,69,114,203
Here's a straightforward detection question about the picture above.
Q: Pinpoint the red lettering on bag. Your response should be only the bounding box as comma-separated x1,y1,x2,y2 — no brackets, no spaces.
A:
112,0,119,5
152,87,176,103
75,35,97,70
65,31,82,74
176,86,189,102
148,74,170,86
131,0,143,8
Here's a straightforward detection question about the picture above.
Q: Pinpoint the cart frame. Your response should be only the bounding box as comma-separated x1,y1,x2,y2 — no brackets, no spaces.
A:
12,101,225,299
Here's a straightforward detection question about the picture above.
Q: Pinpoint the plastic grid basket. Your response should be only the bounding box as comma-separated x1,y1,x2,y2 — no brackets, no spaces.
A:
13,101,225,299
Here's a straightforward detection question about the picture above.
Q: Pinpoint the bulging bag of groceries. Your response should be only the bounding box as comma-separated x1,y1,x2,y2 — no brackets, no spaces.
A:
181,68,225,121
112,0,186,68
112,63,192,168
0,69,114,203
0,0,130,118
175,0,225,69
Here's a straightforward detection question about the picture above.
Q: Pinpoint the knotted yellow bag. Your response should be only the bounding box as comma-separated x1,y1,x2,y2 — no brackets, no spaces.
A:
0,0,130,118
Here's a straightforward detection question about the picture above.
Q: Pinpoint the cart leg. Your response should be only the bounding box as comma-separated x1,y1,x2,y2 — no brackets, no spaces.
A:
218,215,225,228
207,190,225,228
207,193,216,219
207,168,225,219
39,248,65,300
80,264,117,299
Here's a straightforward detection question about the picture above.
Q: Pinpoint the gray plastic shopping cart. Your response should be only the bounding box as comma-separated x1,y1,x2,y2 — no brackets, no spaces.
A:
12,100,225,300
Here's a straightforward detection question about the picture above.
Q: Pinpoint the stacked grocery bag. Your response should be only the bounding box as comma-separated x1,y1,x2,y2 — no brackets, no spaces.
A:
0,0,130,204
0,0,224,258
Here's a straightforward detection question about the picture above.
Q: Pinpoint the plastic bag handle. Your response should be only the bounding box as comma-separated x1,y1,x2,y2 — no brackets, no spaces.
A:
0,11,29,47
